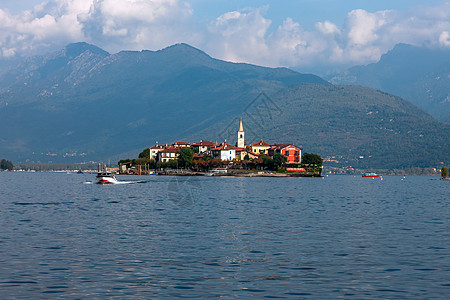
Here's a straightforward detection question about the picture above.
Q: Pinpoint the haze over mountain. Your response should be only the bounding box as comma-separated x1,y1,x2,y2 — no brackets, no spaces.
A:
329,44,450,124
0,42,449,169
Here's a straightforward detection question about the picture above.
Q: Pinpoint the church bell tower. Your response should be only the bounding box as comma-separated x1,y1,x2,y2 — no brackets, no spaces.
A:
237,119,245,148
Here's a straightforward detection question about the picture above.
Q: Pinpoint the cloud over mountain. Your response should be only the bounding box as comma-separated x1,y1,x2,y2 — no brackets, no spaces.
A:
0,0,449,72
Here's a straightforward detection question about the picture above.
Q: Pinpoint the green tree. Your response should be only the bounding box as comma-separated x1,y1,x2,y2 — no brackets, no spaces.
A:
302,153,323,175
118,159,132,165
273,153,287,167
167,159,179,169
302,153,323,166
178,147,194,168
0,159,14,170
138,148,150,159
261,155,275,170
442,167,448,178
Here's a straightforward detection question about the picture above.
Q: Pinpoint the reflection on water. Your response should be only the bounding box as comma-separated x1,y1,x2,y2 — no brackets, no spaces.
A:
0,172,449,298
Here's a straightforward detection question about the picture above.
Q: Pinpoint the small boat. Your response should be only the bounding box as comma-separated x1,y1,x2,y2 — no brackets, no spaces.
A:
96,170,118,184
211,168,228,174
77,169,83,174
362,172,379,178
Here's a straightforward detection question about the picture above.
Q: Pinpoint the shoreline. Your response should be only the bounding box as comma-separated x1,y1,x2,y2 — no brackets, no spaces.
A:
120,171,322,177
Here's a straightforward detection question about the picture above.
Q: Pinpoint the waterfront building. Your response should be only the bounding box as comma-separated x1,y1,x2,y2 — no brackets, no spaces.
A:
270,144,303,163
211,142,236,161
172,141,190,148
158,147,180,162
251,139,271,155
149,144,167,160
192,140,217,154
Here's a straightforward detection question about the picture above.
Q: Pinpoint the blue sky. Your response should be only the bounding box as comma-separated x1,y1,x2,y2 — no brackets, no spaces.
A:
0,0,449,73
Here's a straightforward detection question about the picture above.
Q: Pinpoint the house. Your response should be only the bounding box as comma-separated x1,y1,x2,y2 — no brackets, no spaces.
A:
251,139,271,155
149,144,167,160
172,141,190,148
234,147,247,160
238,149,259,160
211,142,236,161
191,140,217,154
158,147,180,162
119,161,133,174
270,144,303,163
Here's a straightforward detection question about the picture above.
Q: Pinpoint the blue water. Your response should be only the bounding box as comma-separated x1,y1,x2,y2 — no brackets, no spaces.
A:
0,172,449,298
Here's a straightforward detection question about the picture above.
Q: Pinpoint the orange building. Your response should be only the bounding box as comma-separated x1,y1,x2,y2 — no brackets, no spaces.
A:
270,144,303,163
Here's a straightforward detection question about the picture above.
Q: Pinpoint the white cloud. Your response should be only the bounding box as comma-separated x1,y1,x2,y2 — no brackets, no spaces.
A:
83,0,196,51
0,1,449,72
439,31,450,46
206,6,271,63
204,3,450,71
0,0,195,58
316,21,340,36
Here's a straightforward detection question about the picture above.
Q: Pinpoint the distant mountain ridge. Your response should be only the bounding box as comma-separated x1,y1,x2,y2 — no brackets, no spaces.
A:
0,42,327,162
0,42,449,169
329,44,450,123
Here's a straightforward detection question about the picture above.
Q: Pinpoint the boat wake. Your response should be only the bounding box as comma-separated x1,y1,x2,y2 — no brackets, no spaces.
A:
83,180,147,185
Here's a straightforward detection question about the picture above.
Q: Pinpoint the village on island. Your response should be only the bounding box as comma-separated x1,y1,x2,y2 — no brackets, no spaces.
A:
119,120,323,177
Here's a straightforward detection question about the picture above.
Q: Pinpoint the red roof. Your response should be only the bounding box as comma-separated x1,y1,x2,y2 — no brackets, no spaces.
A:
247,150,259,156
159,147,179,153
172,141,190,145
211,144,238,151
271,144,303,150
150,144,166,149
192,140,217,147
252,139,271,147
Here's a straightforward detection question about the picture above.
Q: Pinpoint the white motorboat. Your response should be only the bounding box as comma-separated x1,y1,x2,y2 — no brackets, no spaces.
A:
96,170,118,184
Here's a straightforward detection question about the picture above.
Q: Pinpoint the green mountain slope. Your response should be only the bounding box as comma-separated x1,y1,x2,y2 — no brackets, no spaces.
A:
190,84,450,169
329,44,450,123
0,42,327,163
0,42,448,169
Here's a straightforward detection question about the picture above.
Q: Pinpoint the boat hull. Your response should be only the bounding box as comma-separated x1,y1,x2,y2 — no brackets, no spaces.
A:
96,177,118,184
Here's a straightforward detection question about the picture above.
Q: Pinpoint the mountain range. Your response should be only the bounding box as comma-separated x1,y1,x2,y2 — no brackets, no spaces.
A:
329,44,450,124
0,42,449,169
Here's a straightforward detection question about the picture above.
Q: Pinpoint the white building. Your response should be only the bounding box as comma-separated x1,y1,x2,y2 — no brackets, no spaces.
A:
158,148,179,162
211,143,236,161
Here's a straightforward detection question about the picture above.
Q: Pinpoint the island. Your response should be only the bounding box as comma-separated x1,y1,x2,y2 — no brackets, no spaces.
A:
119,120,323,177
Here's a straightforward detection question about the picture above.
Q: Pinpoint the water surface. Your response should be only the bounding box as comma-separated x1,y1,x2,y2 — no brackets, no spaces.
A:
0,172,449,298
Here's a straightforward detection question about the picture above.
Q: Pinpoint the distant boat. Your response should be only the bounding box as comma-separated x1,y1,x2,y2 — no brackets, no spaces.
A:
96,171,118,184
362,172,379,178
211,168,227,174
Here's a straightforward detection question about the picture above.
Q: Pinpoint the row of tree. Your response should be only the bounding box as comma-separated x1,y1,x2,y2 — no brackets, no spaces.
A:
0,159,14,170
442,167,449,179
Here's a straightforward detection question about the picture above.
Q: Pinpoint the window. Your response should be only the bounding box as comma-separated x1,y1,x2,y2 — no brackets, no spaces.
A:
295,156,299,162
285,150,289,156
240,134,243,138
295,150,299,155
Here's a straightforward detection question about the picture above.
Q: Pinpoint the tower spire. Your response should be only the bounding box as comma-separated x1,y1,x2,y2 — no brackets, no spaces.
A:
237,119,245,148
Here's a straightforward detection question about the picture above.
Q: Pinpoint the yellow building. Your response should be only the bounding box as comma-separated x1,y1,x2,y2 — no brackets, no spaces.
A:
251,139,271,155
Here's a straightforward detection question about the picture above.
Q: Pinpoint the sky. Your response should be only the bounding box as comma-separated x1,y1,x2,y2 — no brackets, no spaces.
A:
0,0,449,74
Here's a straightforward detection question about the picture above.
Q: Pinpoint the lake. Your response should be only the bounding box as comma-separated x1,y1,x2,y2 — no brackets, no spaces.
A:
0,172,449,298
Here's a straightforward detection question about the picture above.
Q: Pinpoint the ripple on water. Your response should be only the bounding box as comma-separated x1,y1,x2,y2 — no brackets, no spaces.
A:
0,174,449,298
